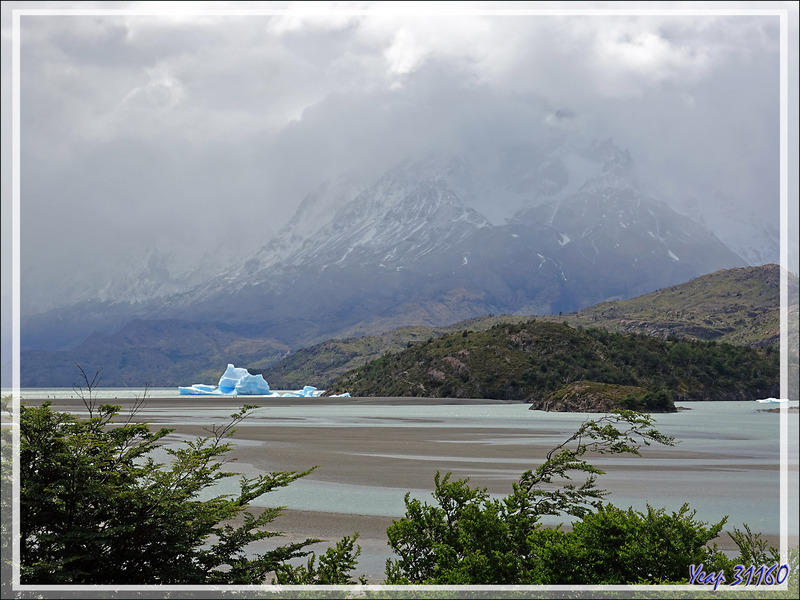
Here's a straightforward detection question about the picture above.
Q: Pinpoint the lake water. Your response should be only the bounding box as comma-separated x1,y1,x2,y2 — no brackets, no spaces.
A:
6,387,298,400
235,401,797,538
6,388,798,541
6,389,798,583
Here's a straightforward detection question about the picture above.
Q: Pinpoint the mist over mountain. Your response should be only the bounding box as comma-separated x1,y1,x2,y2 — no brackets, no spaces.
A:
5,9,793,390
15,136,754,389
158,137,746,324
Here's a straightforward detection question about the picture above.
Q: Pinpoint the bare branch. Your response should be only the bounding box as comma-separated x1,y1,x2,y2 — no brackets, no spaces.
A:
124,381,151,425
73,363,102,418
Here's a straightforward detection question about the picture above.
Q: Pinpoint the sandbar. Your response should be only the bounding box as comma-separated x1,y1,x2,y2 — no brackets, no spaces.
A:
20,395,797,584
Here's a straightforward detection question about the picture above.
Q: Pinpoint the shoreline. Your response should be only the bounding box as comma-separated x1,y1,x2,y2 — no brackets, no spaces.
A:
19,395,526,408
18,394,799,411
15,395,798,583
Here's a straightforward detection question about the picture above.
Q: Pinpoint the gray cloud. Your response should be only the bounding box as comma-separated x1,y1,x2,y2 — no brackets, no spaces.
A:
2,2,798,360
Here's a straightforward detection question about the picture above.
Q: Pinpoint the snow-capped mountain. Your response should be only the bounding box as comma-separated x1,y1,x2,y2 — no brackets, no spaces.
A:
296,158,490,269
20,137,749,359
238,173,369,275
187,157,490,299
141,141,744,347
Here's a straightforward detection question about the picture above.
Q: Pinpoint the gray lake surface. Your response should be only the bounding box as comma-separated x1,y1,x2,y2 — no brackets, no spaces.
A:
8,389,798,540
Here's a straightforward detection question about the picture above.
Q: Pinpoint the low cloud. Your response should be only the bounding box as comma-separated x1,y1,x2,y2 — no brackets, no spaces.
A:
2,2,796,332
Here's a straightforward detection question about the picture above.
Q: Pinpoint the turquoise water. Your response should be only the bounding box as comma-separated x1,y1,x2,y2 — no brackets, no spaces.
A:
251,402,798,537
6,391,798,538
108,397,798,538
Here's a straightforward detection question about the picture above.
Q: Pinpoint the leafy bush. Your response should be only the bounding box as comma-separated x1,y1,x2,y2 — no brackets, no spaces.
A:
536,503,728,584
384,409,792,587
20,395,363,584
385,410,688,584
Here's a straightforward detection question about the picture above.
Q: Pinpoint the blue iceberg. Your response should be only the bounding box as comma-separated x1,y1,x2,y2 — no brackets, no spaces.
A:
179,364,330,397
179,364,271,396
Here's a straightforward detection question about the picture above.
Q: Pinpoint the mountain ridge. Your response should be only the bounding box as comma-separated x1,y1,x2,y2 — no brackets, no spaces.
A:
541,263,794,347
18,264,791,388
263,264,793,390
20,138,749,359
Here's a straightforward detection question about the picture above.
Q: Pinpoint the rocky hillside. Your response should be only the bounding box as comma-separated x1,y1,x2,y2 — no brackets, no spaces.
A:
324,321,779,403
267,264,791,390
541,264,793,347
22,265,792,389
261,315,531,389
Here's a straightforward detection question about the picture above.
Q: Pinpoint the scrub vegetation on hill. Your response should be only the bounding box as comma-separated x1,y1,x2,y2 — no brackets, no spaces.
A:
262,315,531,389
324,321,779,404
266,265,796,398
542,264,794,348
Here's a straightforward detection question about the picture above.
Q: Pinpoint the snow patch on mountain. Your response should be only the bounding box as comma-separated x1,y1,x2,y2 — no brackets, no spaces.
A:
233,173,369,275
268,159,487,270
20,135,760,359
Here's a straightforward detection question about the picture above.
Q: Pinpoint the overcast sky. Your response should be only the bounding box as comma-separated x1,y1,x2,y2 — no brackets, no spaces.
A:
2,1,798,361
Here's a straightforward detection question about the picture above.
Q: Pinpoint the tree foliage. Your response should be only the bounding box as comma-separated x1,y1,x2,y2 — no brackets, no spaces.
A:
20,379,363,584
385,410,677,584
536,503,728,584
327,321,779,402
275,534,367,584
384,410,789,586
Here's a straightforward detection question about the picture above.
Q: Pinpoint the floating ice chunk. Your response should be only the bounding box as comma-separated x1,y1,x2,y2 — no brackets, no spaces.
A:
178,384,231,396
180,364,272,396
178,364,341,397
235,373,272,395
218,364,251,393
279,386,320,397
192,384,217,393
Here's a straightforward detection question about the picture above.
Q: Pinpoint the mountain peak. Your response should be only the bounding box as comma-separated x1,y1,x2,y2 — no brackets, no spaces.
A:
20,137,755,360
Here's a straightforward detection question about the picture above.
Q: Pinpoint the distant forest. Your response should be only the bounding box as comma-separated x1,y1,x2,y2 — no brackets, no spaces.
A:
325,321,779,402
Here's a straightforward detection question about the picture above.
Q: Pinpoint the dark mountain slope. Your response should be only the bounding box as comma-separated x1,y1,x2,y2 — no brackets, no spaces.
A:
21,320,289,388
265,265,790,390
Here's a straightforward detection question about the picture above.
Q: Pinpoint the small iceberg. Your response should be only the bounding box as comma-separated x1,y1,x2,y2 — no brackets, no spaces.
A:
179,364,328,397
271,385,320,398
756,398,788,404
